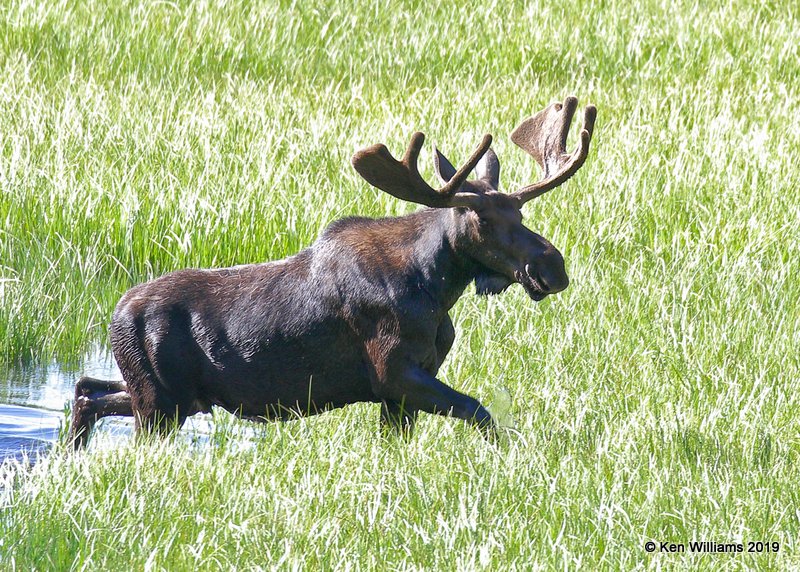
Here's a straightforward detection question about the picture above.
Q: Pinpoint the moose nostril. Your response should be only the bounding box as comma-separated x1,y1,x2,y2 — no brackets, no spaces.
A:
537,273,551,292
538,269,569,293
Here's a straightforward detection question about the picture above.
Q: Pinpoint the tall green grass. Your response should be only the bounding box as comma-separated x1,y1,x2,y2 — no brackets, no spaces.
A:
1,0,799,569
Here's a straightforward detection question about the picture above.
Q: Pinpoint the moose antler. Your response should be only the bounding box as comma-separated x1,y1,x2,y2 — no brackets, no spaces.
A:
352,132,492,209
510,95,596,205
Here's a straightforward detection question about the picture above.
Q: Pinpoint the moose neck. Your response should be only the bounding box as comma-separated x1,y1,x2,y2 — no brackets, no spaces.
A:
409,208,484,311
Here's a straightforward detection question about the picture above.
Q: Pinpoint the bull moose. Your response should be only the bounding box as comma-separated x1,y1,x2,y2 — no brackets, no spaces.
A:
70,96,597,449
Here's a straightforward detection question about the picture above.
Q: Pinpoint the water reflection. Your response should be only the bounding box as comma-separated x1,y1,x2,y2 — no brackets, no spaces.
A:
0,403,61,463
0,345,119,411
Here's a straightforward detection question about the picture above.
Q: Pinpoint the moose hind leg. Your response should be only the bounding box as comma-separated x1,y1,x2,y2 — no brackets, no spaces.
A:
71,376,133,450
111,312,200,439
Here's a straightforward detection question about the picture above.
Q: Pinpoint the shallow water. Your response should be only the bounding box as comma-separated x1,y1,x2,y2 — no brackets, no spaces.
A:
0,346,119,411
0,403,62,462
0,347,230,464
0,346,128,463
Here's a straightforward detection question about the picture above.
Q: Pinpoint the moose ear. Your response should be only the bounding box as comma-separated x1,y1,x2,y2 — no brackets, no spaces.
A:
475,147,500,189
433,147,457,184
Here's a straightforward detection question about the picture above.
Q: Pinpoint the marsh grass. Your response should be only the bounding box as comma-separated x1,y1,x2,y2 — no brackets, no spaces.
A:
1,0,799,569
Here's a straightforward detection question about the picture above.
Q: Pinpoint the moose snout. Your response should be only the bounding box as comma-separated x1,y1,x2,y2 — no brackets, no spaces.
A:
538,266,569,294
536,251,569,294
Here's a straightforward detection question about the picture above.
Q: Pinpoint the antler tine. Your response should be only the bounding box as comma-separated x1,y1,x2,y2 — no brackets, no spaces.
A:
510,96,597,205
401,131,426,184
440,133,493,196
352,132,492,209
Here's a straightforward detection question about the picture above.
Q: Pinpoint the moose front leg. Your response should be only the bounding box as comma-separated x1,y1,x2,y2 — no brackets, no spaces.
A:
378,365,494,435
432,315,455,374
379,399,418,439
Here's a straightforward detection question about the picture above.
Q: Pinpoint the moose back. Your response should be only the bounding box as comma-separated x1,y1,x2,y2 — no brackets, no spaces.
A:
70,96,596,448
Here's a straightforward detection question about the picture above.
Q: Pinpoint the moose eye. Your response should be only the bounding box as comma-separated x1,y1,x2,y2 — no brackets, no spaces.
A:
476,215,493,228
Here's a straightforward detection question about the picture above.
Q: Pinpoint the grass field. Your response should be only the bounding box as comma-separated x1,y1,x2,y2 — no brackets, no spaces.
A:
1,0,800,569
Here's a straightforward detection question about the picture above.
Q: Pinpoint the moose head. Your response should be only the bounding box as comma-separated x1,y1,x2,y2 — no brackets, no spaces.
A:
352,95,597,303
